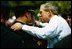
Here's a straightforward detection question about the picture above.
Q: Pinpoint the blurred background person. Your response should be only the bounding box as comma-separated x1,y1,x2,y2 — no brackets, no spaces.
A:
61,9,71,28
1,2,23,48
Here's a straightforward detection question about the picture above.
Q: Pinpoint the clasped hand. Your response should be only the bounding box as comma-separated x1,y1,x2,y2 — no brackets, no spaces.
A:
10,22,23,31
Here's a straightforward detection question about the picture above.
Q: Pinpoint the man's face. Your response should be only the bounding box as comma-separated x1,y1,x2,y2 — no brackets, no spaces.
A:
38,6,51,23
67,16,71,26
25,12,34,25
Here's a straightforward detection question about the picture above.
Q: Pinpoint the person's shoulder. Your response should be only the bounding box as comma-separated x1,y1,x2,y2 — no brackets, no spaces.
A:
50,15,59,22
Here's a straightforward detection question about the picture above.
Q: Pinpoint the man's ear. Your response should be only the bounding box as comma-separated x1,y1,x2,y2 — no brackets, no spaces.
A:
25,12,28,17
46,10,51,15
47,10,52,17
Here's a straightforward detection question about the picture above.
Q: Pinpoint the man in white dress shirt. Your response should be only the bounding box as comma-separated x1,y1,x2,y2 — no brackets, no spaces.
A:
11,3,71,48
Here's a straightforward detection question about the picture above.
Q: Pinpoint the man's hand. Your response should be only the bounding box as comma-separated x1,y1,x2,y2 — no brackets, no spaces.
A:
10,22,22,31
35,20,40,26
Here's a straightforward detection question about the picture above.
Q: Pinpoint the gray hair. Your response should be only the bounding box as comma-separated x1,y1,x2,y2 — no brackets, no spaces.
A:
41,3,58,14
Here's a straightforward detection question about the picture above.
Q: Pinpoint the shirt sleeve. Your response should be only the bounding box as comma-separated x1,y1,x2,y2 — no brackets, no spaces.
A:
22,16,60,39
22,21,58,40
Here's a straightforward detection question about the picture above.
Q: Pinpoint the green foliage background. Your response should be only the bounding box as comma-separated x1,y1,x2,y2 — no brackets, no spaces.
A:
1,1,71,20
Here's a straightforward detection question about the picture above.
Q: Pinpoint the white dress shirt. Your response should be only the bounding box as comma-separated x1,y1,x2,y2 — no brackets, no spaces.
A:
22,15,71,48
